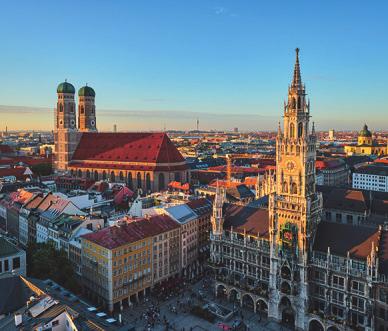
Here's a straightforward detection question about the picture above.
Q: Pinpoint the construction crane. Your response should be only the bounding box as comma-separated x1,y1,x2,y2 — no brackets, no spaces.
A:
225,153,257,187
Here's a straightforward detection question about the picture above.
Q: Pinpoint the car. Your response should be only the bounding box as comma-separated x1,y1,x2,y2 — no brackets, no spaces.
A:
105,318,117,324
96,312,107,318
87,307,97,312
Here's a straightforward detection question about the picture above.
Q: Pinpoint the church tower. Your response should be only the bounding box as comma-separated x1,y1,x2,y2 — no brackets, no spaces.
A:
268,49,322,330
78,85,97,132
54,81,80,172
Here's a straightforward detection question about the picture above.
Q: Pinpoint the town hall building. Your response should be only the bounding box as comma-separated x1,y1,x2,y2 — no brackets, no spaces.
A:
210,49,388,331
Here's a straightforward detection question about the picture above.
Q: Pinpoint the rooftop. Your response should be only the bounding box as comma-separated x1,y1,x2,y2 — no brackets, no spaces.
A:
224,204,269,238
313,222,379,260
82,214,180,249
355,163,388,177
0,236,22,258
71,132,186,166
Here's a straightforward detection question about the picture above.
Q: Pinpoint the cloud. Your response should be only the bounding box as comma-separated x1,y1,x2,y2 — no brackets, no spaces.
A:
0,105,48,114
214,6,227,15
213,6,237,17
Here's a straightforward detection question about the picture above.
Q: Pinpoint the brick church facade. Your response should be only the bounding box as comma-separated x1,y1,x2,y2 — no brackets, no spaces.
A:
53,82,189,193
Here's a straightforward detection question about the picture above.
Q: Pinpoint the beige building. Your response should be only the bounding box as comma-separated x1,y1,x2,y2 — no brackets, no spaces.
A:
344,124,387,156
81,214,180,312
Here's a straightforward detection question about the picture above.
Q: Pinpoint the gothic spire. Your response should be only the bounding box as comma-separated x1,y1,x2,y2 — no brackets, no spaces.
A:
291,48,302,89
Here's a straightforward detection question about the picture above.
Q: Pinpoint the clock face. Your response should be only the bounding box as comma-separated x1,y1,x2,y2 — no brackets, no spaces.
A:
286,161,295,171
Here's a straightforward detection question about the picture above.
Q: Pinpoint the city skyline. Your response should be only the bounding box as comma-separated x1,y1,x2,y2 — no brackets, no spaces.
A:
1,1,388,131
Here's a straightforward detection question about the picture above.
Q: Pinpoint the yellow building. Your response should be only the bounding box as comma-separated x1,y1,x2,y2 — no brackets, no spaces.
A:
345,124,387,156
81,215,179,312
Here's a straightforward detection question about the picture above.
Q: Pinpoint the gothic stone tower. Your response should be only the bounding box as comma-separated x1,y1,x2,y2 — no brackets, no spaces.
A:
78,85,97,132
210,183,226,263
54,81,80,172
268,49,322,330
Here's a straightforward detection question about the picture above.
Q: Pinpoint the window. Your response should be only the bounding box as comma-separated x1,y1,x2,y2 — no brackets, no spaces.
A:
12,257,20,270
352,281,365,295
346,214,353,224
325,212,331,221
332,275,344,289
332,290,344,305
313,270,325,283
4,259,9,272
52,320,59,326
352,296,365,311
332,305,344,318
137,172,142,188
335,213,342,222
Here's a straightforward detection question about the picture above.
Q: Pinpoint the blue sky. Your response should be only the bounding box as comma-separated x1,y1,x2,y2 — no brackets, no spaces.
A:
0,0,387,131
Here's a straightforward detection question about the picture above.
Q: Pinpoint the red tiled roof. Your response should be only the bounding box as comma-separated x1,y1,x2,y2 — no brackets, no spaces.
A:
82,214,180,249
71,132,186,165
168,181,190,191
224,205,269,238
0,167,32,180
323,188,368,213
316,157,345,170
313,222,380,260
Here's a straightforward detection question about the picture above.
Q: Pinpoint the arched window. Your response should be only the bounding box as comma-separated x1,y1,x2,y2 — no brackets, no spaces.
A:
119,171,124,182
283,181,288,193
297,96,301,109
158,173,165,191
291,182,298,194
86,170,90,179
94,171,99,181
137,172,142,188
298,122,303,138
110,171,115,182
146,173,151,192
80,106,84,114
292,97,296,108
59,104,63,112
77,169,82,178
127,172,133,189
290,123,295,138
102,171,107,180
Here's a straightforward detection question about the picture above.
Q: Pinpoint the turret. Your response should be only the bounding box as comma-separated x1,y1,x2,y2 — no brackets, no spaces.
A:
78,85,97,132
54,80,79,172
211,182,225,236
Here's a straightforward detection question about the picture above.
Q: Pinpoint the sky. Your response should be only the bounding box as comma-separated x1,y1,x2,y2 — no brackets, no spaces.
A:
0,0,387,132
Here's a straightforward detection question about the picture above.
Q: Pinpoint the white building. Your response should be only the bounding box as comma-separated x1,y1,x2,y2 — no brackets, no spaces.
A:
163,204,199,277
352,163,388,192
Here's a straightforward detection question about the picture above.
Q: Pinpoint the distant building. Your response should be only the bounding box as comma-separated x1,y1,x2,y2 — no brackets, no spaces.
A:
344,124,387,156
315,157,349,187
328,129,335,140
352,163,388,192
0,236,26,276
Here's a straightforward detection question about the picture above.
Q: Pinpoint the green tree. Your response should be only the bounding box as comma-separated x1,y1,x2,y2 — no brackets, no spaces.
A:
27,242,81,293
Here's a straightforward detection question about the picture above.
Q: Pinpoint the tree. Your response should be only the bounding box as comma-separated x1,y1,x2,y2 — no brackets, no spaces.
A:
27,242,81,293
31,163,53,176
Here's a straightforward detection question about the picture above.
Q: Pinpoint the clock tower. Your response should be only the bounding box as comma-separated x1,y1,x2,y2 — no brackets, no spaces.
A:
268,49,322,330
